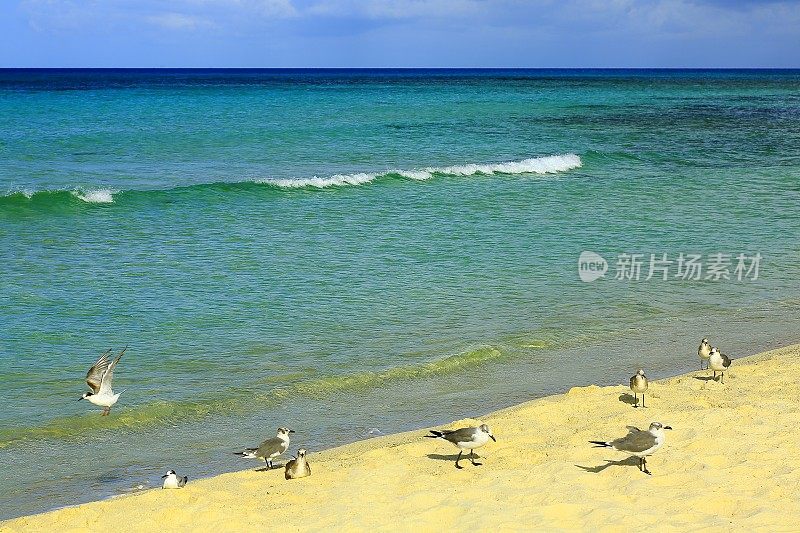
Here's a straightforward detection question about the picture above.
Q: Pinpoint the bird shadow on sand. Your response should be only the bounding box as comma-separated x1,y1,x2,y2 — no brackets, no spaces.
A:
427,453,482,462
618,393,639,407
427,453,460,462
575,456,640,474
255,464,283,472
693,375,719,382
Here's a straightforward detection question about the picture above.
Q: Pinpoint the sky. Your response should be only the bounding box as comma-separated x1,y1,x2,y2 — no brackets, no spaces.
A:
1,0,799,67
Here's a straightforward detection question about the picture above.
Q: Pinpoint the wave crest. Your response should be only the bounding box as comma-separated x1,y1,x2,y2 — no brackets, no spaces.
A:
73,189,115,203
262,153,582,189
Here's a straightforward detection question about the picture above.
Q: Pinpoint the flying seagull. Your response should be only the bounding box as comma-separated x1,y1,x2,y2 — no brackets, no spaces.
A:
235,427,294,470
709,347,732,383
629,368,648,408
161,470,188,489
590,422,672,475
698,338,711,370
79,347,127,415
425,424,496,469
284,448,312,480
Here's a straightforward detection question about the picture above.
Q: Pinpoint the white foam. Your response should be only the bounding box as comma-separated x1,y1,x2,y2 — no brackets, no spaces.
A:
265,172,378,189
263,154,582,189
73,189,115,203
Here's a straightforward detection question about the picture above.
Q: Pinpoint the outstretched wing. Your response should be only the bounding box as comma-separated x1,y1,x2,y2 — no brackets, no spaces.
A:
99,346,126,395
86,349,113,393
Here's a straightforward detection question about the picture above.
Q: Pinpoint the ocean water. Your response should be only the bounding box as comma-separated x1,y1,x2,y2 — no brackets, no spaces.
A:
1,69,799,519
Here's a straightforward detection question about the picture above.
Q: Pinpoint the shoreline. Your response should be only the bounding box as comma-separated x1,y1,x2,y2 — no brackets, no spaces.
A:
3,342,800,531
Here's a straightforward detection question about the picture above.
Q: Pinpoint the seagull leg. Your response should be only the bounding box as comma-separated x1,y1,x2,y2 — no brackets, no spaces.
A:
642,457,651,475
633,393,638,408
455,450,464,469
638,458,643,472
470,451,482,467
721,372,725,384
642,394,645,408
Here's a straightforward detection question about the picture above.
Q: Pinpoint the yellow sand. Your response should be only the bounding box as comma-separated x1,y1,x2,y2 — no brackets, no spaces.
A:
4,344,800,532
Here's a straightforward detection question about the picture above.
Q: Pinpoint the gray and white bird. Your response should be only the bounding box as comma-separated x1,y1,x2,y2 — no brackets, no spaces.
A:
698,338,712,370
708,347,732,383
79,347,127,415
284,448,311,480
235,427,294,470
629,368,648,408
425,423,496,469
590,422,672,475
161,470,188,489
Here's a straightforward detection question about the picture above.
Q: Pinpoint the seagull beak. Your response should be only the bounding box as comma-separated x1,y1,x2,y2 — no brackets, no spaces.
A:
288,430,295,434
490,435,497,442
664,426,673,430
78,397,84,401
161,474,168,478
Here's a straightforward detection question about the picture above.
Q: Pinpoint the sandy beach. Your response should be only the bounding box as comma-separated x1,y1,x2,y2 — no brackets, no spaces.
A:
3,343,799,532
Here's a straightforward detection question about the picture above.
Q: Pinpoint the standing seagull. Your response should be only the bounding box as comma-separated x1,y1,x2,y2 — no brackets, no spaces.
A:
235,427,294,470
161,470,188,489
284,448,312,480
708,347,732,383
590,422,672,475
79,347,127,415
629,368,648,408
698,338,712,370
425,424,496,469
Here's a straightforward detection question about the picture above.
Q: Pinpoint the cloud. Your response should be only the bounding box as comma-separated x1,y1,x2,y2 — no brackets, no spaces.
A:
147,12,215,29
20,0,300,33
305,0,486,19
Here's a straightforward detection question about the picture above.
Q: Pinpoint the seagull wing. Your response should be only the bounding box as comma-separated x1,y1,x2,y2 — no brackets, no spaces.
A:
611,430,657,453
85,349,112,394
99,347,126,395
439,427,478,445
625,426,642,434
257,437,286,457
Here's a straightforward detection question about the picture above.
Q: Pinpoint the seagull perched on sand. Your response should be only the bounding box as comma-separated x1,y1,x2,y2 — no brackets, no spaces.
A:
284,448,312,480
161,470,188,489
79,347,127,415
235,427,294,470
590,422,672,475
629,368,648,408
698,338,712,370
709,347,732,383
425,424,496,469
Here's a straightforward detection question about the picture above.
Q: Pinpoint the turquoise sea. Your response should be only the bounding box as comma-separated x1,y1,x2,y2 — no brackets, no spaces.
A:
1,69,799,519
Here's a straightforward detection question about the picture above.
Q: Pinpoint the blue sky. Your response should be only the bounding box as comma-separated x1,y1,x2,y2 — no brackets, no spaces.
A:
1,0,799,67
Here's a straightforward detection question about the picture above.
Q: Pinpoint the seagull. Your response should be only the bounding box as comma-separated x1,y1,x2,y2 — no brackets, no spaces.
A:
709,347,732,383
79,347,127,415
284,448,311,480
161,470,188,489
235,427,294,470
698,338,712,370
590,422,672,475
629,368,648,408
425,423,496,469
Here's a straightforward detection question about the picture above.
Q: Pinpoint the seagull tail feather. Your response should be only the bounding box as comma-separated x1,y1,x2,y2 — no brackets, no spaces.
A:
425,430,445,439
234,450,258,458
589,440,611,448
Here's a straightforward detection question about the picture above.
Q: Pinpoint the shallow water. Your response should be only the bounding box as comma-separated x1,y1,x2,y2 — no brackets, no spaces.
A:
1,69,799,519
